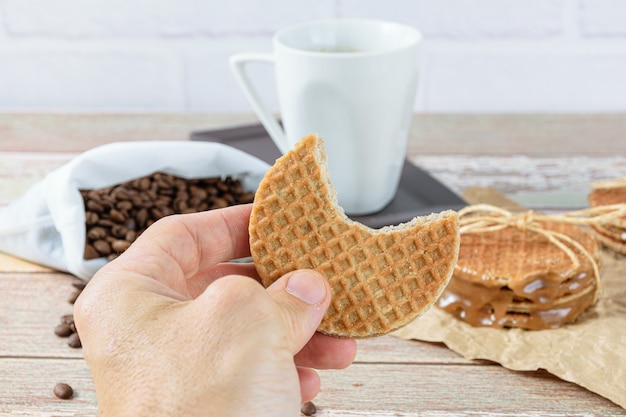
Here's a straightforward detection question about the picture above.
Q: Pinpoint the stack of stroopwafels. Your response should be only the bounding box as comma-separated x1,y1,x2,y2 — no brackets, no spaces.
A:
249,134,460,338
437,207,602,330
588,177,626,255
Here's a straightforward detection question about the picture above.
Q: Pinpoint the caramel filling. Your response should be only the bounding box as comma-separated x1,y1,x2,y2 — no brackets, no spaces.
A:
438,272,597,330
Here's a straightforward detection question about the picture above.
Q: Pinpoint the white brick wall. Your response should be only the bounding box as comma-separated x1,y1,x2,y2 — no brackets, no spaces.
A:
0,0,625,113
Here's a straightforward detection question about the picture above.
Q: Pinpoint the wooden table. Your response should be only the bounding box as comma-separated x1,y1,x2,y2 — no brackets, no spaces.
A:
1,113,625,416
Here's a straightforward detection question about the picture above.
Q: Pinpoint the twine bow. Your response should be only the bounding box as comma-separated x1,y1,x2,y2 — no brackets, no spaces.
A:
458,203,626,304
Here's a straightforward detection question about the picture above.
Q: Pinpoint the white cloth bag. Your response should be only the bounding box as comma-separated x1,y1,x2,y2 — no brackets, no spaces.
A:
0,141,269,280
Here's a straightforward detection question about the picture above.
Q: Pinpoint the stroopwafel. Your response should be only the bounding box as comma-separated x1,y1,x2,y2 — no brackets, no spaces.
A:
249,134,460,338
588,179,626,255
437,220,601,330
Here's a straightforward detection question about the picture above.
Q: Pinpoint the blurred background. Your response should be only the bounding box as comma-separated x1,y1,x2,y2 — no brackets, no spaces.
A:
0,0,625,113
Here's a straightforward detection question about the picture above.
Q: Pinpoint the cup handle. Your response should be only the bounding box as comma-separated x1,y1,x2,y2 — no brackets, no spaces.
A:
229,53,290,154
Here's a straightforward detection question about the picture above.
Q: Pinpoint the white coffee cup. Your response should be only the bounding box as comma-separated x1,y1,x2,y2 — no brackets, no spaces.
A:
230,19,422,215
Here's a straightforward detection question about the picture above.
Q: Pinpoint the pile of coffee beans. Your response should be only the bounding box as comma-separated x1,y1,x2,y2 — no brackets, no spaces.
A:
81,172,255,261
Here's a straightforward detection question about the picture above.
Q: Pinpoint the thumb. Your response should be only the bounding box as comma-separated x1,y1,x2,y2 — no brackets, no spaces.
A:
266,270,331,354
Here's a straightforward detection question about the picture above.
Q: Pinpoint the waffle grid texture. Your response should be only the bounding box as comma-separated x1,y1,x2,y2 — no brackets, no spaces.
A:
249,134,459,337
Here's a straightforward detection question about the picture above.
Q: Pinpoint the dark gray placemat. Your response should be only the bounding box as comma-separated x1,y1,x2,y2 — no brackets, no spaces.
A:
191,123,466,228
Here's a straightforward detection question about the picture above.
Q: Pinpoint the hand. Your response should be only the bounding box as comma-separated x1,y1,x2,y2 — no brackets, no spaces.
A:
74,204,356,417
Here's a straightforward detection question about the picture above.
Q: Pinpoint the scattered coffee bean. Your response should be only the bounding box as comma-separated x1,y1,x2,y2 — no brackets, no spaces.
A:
53,382,73,400
67,332,82,349
67,290,81,304
301,401,317,416
53,283,84,347
81,173,255,260
54,323,73,338
72,281,86,291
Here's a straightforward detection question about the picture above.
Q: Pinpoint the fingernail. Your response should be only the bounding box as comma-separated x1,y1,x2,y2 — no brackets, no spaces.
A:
285,271,327,305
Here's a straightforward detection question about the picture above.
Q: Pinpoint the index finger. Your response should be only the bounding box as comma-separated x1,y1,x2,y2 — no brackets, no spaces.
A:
115,204,253,293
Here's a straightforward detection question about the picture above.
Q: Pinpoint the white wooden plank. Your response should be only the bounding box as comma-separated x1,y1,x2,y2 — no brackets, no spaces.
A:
355,336,473,365
316,364,626,416
0,152,74,206
4,152,624,208
0,273,83,359
0,358,97,416
2,113,626,156
3,359,624,417
411,155,626,203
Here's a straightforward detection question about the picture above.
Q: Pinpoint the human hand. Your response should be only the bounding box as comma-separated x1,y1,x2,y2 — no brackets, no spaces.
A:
74,204,356,417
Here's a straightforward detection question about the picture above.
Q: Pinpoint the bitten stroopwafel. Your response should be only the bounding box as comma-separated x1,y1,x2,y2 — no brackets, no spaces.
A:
437,206,602,330
249,134,460,338
588,177,626,255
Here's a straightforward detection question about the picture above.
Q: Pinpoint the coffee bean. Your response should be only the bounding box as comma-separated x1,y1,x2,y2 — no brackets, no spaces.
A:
111,239,131,253
84,244,99,260
240,192,255,203
189,185,208,200
217,181,229,193
130,194,143,207
137,177,151,190
85,211,99,225
109,209,126,223
110,224,127,239
96,219,115,227
53,382,73,400
113,189,131,200
72,281,86,291
125,218,137,231
150,207,164,220
125,230,137,242
116,200,133,211
86,226,107,240
136,208,149,228
92,239,111,256
67,290,81,304
145,189,157,201
301,401,316,416
212,197,229,209
61,314,74,325
86,200,104,212
155,196,172,207
67,332,82,349
54,323,73,337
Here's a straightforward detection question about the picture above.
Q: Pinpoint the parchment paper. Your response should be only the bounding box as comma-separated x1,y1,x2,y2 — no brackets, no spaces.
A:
393,188,626,409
